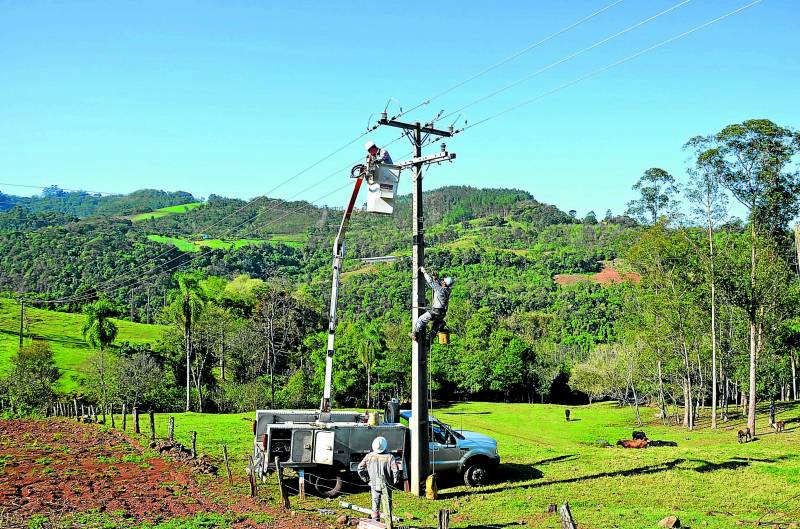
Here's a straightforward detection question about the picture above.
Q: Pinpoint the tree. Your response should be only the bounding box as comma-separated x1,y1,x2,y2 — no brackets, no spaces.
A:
626,168,679,225
698,119,800,434
685,137,729,428
583,211,598,225
82,299,119,412
357,320,383,408
5,341,59,415
82,299,118,350
250,284,305,407
167,271,205,412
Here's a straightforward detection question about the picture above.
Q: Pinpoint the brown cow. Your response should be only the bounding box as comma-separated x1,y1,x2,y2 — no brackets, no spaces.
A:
616,439,649,449
773,420,785,433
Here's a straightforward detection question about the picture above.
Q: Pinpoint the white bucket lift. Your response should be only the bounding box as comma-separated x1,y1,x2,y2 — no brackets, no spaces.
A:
366,164,400,215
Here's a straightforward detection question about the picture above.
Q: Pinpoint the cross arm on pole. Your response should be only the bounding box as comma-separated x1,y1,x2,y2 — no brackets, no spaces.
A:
378,118,453,138
396,151,456,169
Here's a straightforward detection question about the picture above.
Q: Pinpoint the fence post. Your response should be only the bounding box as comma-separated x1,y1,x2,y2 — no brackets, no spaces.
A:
559,502,577,529
148,410,155,443
275,457,290,509
122,404,127,431
168,417,175,442
133,407,140,434
191,431,197,458
222,445,233,485
73,398,78,421
248,455,258,497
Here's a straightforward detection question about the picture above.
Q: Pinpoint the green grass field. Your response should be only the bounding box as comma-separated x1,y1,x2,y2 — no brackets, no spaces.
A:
146,233,306,252
131,202,203,222
0,298,164,392
112,401,800,529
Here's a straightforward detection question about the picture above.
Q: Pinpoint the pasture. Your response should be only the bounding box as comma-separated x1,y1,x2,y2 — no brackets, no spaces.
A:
0,298,163,392
130,202,204,222
123,401,800,529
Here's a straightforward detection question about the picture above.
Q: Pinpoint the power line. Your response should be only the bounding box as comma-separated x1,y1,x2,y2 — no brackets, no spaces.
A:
34,132,407,305
438,0,693,123
0,182,120,196
455,1,764,135
392,0,626,121
36,177,367,306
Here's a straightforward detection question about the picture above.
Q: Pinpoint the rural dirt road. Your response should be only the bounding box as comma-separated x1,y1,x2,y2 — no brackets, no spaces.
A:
0,418,324,528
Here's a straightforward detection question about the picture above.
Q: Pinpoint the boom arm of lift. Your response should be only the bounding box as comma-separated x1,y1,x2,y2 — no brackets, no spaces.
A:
320,169,365,414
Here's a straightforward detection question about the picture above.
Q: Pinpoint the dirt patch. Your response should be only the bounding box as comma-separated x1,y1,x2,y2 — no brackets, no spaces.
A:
0,419,324,528
554,263,640,286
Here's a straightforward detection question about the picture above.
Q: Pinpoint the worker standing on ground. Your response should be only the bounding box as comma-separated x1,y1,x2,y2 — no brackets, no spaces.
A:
358,436,401,528
410,266,454,341
365,140,393,165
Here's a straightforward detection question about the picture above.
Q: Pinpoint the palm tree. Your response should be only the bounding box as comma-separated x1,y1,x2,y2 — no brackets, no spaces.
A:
168,272,204,412
358,320,383,409
82,299,118,413
82,299,118,351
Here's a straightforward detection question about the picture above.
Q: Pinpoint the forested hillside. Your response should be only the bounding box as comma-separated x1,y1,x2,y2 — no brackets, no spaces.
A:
2,120,799,438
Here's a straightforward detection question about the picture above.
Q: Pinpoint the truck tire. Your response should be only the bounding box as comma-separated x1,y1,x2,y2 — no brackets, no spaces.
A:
463,460,489,487
310,471,344,498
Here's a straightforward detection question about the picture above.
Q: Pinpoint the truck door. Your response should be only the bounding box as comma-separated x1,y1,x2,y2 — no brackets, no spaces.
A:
429,422,461,473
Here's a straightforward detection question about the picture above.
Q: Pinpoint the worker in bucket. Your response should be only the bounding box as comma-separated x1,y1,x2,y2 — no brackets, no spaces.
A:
358,436,401,528
410,266,454,341
365,140,393,165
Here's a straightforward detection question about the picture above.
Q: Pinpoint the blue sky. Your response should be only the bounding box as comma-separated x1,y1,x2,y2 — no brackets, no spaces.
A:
1,1,798,218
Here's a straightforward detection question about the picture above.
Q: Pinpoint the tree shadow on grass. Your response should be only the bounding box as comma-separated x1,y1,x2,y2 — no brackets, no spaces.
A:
440,453,795,498
532,454,577,466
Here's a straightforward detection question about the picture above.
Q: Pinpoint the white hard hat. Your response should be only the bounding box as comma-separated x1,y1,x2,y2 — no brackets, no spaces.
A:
365,140,377,151
372,436,388,453
443,277,454,287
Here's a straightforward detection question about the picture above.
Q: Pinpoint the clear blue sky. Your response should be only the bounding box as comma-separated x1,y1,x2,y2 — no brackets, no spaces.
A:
1,1,798,218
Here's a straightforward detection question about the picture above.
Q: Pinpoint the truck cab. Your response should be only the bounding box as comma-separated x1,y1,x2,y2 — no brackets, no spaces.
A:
399,410,500,487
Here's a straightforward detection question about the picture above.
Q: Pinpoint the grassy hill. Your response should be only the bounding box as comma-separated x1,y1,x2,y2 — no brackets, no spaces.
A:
0,298,165,393
131,202,203,222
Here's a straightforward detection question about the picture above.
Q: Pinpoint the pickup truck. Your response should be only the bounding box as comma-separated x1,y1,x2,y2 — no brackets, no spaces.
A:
399,410,500,487
251,408,499,496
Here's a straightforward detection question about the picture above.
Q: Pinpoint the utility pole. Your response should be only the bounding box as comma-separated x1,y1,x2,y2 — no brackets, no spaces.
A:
18,297,25,349
379,115,455,497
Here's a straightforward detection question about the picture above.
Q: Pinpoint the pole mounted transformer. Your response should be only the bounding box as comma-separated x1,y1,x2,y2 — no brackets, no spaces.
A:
318,113,455,497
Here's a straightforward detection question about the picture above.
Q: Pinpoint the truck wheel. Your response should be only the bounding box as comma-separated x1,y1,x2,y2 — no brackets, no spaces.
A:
463,461,489,487
310,472,343,498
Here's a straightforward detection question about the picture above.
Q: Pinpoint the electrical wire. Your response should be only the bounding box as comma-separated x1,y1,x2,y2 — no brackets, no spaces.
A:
392,0,626,121
437,0,693,124
454,0,764,135
38,180,358,306
33,132,409,305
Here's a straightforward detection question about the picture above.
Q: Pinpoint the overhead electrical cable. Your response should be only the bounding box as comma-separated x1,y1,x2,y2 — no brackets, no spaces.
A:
36,132,409,305
392,0,626,120
38,179,360,306
438,0,693,123
453,0,764,135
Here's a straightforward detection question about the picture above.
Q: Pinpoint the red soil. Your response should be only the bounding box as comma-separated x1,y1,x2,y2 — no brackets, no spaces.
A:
554,264,641,286
0,419,324,528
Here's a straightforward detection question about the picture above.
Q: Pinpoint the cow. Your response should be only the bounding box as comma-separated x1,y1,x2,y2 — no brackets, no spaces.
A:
737,427,753,443
616,439,649,449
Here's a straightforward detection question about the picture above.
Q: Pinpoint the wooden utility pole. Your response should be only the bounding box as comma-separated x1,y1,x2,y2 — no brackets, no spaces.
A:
18,298,24,348
378,115,455,497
